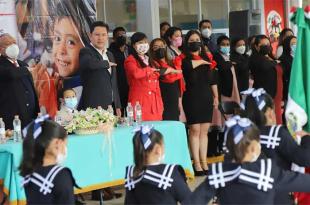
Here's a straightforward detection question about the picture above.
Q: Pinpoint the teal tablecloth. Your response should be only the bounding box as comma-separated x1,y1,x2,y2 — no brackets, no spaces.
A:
0,121,193,204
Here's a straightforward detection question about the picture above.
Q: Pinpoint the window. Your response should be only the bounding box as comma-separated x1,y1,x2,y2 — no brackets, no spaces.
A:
230,0,251,11
201,0,229,29
159,0,170,24
96,0,137,32
172,0,199,30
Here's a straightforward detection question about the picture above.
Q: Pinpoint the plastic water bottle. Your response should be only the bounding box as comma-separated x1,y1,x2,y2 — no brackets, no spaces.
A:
13,115,22,142
107,105,114,115
126,103,134,126
135,101,142,125
0,118,5,143
55,111,62,125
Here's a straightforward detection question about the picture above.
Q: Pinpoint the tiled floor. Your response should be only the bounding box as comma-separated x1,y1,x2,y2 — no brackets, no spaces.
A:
84,176,207,205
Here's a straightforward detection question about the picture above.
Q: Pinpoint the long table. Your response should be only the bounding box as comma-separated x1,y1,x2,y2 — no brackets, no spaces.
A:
0,121,193,205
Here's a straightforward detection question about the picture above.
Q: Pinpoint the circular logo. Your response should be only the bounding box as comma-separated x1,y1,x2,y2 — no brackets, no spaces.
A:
267,10,282,38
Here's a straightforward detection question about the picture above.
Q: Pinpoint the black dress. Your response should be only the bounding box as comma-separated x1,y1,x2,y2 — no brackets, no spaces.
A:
279,54,293,101
230,51,250,92
23,165,77,205
124,164,191,204
259,125,310,204
182,57,217,125
213,52,234,97
160,80,180,121
249,53,277,98
184,159,310,205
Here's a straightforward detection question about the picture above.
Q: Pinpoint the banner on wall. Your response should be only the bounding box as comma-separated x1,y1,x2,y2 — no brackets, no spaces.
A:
264,0,286,39
1,0,96,117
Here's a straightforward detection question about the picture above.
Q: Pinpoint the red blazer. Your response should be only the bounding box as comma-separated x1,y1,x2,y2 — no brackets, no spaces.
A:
152,58,185,95
124,55,163,121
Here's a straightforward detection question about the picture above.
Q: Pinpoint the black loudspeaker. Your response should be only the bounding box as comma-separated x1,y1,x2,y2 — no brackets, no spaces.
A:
229,9,262,40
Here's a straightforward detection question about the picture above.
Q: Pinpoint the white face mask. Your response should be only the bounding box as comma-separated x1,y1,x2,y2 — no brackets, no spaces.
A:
158,149,165,163
201,28,212,38
250,143,261,162
56,146,68,164
5,44,19,60
236,46,246,55
136,43,149,55
246,49,252,56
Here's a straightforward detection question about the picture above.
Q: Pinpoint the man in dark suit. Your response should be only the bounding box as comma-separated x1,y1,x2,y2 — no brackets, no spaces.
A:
78,21,121,116
0,34,39,129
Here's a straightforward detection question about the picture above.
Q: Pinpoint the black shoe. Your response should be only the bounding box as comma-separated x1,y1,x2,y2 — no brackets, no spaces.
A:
193,167,205,176
203,169,209,175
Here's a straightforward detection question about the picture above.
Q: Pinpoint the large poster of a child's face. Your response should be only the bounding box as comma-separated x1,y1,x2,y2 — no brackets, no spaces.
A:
14,0,96,117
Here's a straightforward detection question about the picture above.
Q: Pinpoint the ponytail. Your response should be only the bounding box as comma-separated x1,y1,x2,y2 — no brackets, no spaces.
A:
19,120,67,176
132,129,163,178
243,93,274,128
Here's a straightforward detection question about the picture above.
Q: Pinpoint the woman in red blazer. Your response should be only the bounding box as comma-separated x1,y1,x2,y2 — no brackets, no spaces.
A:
124,32,174,121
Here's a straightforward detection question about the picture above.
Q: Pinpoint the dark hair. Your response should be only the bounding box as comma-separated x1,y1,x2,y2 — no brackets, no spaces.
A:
19,120,67,176
113,27,126,38
281,35,296,57
278,28,294,46
231,37,245,49
130,32,148,68
226,123,260,163
247,35,256,51
160,22,171,30
53,0,95,45
183,30,210,61
243,93,274,128
61,88,76,98
132,129,163,178
90,21,109,33
149,38,174,68
217,35,230,45
163,26,182,46
198,19,212,29
254,35,275,59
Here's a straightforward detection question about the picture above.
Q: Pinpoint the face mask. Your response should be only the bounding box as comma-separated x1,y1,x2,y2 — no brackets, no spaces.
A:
247,49,252,56
65,97,78,109
290,44,296,57
56,146,67,164
259,45,271,55
236,46,246,55
154,48,166,59
115,35,127,47
158,150,165,163
201,28,212,38
171,37,182,48
5,44,19,60
250,143,261,162
188,41,201,52
220,46,230,55
136,43,149,55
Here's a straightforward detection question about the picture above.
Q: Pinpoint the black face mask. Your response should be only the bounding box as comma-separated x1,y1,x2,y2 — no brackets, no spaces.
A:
154,48,166,59
188,42,201,52
115,35,127,47
259,45,271,55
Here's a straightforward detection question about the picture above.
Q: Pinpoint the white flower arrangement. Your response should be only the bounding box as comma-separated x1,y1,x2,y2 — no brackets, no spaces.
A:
65,107,117,134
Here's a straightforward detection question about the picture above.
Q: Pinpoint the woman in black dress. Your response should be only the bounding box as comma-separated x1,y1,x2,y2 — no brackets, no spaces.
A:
249,35,278,98
19,115,77,205
124,125,191,204
181,30,219,175
230,37,250,92
279,36,297,101
149,38,184,121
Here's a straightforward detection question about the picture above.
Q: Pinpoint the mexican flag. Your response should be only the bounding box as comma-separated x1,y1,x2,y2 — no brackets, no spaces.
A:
286,6,310,133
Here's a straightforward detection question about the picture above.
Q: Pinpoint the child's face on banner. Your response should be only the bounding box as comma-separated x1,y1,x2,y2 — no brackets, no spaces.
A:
52,17,83,77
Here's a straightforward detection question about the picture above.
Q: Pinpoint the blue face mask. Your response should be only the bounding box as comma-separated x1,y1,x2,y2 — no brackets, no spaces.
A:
65,97,78,109
220,46,230,55
290,44,296,57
